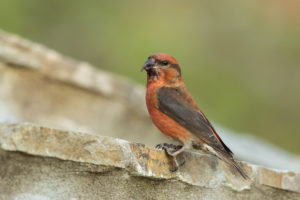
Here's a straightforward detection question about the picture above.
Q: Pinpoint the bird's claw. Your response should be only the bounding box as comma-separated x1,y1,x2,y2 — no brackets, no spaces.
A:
155,143,182,151
155,143,170,149
155,143,165,150
155,143,186,172
169,153,186,172
169,162,179,172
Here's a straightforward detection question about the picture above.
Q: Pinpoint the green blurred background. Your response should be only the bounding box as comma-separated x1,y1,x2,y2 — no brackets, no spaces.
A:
0,0,299,153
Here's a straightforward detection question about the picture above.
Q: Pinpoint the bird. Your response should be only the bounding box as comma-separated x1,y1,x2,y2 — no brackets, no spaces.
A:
141,53,248,179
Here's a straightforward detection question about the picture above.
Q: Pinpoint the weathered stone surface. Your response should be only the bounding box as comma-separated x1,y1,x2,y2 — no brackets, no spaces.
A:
0,123,299,200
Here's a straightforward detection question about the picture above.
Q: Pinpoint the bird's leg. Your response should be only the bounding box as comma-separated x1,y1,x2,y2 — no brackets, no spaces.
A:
165,145,185,156
163,145,185,172
155,143,185,171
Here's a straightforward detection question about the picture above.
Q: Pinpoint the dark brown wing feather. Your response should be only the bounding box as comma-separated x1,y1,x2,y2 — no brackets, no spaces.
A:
156,86,232,156
157,85,249,179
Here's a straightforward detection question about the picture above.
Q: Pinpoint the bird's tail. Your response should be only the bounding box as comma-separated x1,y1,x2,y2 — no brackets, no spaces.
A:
227,157,249,179
216,151,249,179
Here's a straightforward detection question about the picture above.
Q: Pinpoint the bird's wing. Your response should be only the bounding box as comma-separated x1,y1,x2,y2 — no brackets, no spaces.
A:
156,85,232,156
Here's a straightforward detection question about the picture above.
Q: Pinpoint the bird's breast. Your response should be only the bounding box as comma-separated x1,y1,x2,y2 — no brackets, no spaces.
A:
145,84,191,142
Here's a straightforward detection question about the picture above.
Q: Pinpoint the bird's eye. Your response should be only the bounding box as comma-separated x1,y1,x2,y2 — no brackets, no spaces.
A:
162,60,169,65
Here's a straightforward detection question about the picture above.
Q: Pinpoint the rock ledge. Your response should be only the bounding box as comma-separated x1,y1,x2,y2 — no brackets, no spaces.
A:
0,123,299,200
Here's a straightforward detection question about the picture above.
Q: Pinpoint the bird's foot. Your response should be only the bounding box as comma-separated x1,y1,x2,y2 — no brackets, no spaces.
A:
169,157,179,172
156,144,186,172
155,143,182,151
168,153,186,172
164,145,185,157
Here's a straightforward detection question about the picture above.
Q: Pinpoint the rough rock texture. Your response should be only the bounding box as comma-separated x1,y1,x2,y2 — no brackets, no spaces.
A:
0,123,299,200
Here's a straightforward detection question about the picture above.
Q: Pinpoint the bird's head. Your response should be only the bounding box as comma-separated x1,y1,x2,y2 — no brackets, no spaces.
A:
141,53,182,84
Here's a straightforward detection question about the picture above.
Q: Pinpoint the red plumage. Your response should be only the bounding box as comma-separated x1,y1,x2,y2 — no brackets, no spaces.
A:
142,53,248,179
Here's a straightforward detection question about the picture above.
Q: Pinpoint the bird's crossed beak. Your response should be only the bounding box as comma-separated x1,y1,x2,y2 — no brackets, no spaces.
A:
141,58,155,72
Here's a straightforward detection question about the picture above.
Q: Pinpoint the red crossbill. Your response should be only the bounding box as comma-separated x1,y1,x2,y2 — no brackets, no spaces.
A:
141,53,248,179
